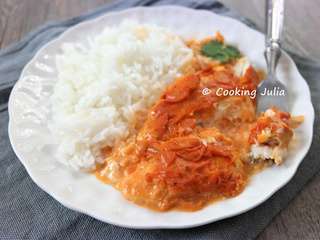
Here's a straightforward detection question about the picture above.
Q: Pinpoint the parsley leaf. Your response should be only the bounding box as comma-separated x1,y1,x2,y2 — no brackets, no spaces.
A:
201,40,241,63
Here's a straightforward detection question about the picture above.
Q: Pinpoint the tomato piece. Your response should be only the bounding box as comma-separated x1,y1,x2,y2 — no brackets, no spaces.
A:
163,75,200,103
240,66,260,87
205,144,232,158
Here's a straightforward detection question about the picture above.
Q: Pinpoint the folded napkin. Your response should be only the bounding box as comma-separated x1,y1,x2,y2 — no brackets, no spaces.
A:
0,0,319,239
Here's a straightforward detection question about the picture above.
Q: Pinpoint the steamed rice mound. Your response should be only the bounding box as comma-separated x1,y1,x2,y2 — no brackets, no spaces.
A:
50,21,193,170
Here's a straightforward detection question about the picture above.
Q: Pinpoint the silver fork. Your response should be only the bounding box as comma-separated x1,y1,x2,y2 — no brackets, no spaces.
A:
257,0,288,112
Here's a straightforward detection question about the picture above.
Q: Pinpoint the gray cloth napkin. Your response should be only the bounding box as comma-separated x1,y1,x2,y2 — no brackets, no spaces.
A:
0,0,319,239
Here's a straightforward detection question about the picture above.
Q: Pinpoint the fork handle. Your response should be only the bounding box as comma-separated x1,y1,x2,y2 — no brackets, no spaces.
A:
264,0,284,77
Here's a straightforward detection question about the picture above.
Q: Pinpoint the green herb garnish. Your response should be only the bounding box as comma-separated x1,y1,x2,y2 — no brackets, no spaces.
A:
201,40,241,63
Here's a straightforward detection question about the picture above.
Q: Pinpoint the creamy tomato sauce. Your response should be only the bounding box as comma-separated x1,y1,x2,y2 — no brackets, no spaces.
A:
95,36,301,211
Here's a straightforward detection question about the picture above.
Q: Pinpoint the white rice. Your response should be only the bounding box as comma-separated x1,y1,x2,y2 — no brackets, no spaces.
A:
49,21,192,170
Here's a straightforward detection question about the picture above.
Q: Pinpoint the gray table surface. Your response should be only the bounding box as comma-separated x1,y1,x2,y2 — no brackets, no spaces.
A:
0,0,319,239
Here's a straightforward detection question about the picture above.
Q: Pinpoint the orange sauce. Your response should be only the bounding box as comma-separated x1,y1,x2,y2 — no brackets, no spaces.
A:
93,50,270,211
92,34,303,212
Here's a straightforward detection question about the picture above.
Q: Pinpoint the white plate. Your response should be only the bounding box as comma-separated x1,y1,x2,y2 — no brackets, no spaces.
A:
8,6,314,229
